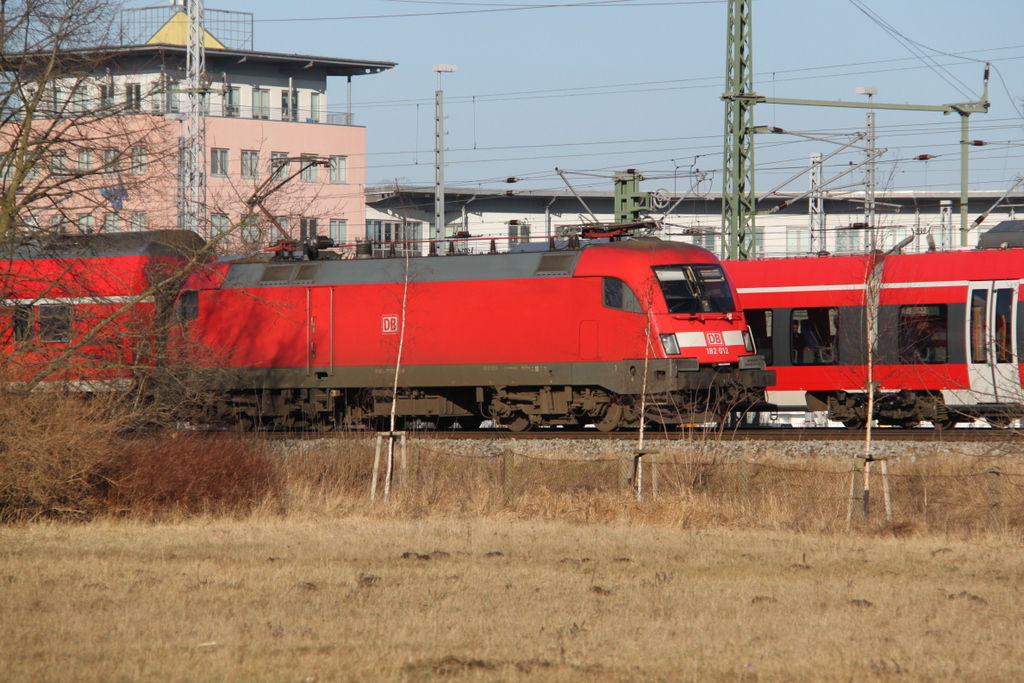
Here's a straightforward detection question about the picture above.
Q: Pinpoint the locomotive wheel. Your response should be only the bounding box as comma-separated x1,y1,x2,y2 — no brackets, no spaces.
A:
842,417,866,430
506,413,532,432
592,404,624,432
987,416,1013,429
933,418,958,430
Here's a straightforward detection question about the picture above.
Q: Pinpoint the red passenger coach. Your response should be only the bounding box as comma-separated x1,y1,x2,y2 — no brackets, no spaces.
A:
185,237,773,430
1,230,206,391
725,221,1024,428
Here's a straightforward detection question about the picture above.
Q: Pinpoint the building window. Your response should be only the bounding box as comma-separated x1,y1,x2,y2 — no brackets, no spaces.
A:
273,216,289,237
222,86,239,117
130,211,147,232
50,150,67,175
281,89,297,121
329,219,347,244
38,304,72,343
508,220,530,246
252,88,269,119
99,83,115,109
211,212,230,237
103,148,118,173
130,146,146,176
77,149,92,173
270,152,288,180
241,150,259,179
0,161,13,181
125,83,142,112
300,154,317,183
210,148,229,177
69,87,87,116
835,229,860,254
166,81,180,114
50,214,66,233
46,86,65,117
786,226,809,256
329,156,347,184
241,214,261,242
77,214,94,234
300,217,318,239
103,213,120,233
310,92,322,123
791,308,839,365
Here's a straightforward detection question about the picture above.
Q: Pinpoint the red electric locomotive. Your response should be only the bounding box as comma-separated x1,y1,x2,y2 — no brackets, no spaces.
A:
0,230,207,393
724,220,1024,428
182,237,773,430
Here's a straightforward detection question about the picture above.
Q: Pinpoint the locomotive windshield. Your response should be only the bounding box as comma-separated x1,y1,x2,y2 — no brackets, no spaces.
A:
652,264,736,314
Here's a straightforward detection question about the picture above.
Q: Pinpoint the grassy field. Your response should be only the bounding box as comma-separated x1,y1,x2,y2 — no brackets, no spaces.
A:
3,516,1024,682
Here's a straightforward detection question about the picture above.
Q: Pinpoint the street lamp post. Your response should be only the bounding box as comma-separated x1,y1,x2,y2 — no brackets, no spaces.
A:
433,64,456,251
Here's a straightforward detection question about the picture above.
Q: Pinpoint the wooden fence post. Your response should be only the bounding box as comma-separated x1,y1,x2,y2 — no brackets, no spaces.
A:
502,447,515,508
846,456,867,530
737,453,750,508
988,466,1001,535
618,452,632,492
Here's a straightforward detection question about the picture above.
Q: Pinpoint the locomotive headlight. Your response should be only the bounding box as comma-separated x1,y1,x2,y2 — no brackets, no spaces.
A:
660,333,680,356
742,329,755,353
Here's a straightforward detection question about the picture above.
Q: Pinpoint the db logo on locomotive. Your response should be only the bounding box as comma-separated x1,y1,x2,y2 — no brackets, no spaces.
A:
705,331,725,346
381,315,399,335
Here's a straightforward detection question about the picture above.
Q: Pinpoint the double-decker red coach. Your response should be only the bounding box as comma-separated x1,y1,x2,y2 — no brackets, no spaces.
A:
1,230,206,392
183,236,773,430
724,221,1024,428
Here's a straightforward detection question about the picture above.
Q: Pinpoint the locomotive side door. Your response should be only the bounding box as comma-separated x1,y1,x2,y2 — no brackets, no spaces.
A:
965,280,1018,405
306,286,334,376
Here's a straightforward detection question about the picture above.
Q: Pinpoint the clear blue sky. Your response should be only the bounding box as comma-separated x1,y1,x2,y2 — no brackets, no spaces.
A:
126,0,1024,200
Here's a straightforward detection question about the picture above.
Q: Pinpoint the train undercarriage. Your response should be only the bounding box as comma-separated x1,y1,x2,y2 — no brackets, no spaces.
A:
806,389,1023,429
217,382,768,432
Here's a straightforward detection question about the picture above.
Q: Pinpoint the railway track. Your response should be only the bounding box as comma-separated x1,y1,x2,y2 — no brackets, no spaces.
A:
260,427,1024,443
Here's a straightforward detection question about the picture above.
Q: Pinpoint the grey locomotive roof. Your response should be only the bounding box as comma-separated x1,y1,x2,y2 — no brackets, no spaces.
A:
8,230,207,260
222,249,585,289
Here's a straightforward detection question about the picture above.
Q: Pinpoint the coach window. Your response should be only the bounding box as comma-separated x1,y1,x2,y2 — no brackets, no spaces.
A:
970,288,988,363
13,305,32,341
791,308,838,365
602,277,643,313
746,308,773,366
899,305,948,364
995,288,1014,363
38,304,72,343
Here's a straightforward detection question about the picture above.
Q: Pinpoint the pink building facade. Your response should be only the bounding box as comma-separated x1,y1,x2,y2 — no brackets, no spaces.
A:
14,9,394,251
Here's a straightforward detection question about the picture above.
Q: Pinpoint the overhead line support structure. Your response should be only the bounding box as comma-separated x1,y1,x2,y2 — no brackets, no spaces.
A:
721,0,989,254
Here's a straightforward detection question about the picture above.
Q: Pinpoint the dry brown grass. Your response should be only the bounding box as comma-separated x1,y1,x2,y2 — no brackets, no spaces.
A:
3,517,1024,681
4,423,1024,679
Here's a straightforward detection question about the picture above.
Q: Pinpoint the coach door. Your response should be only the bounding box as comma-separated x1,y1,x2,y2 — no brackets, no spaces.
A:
965,280,1018,404
306,287,334,376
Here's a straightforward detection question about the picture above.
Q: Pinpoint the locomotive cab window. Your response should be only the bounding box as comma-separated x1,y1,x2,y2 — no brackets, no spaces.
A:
899,305,948,364
38,304,72,343
652,264,735,314
791,308,838,365
746,308,773,366
602,277,643,313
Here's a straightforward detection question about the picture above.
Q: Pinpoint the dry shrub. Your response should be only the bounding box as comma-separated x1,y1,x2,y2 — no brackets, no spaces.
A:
108,433,280,517
0,390,125,522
